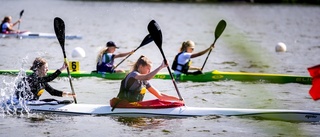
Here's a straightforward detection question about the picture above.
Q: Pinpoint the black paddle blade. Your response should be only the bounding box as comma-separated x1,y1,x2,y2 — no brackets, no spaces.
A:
54,17,66,50
19,10,24,18
147,20,183,100
112,34,153,71
147,20,162,49
138,34,153,48
214,20,227,40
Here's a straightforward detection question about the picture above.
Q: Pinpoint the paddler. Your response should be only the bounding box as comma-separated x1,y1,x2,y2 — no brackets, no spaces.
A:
171,40,214,80
110,55,181,107
1,16,21,34
96,41,133,73
14,57,76,102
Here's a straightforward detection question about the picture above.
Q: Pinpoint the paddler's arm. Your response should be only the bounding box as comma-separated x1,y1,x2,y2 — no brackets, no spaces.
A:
38,62,67,82
147,86,181,101
114,50,134,58
189,66,201,71
62,92,76,98
190,43,214,58
134,60,167,80
44,83,76,98
12,19,21,27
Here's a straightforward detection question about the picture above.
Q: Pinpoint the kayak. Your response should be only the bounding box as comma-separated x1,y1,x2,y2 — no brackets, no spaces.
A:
0,69,312,84
2,99,320,122
0,31,82,40
155,70,312,84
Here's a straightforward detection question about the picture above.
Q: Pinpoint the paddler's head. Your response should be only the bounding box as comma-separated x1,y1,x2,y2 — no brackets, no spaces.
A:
106,41,119,53
30,57,48,76
180,40,195,53
133,55,152,74
2,16,12,23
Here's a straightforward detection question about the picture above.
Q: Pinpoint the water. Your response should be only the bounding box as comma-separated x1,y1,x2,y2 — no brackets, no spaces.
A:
1,0,320,136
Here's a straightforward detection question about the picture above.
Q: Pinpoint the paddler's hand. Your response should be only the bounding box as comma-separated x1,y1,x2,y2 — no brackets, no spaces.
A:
130,50,135,55
210,43,215,49
160,60,169,69
59,62,68,71
195,67,202,71
63,92,76,97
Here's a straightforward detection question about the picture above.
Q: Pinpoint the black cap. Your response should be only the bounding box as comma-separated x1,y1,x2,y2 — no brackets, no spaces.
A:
106,41,119,49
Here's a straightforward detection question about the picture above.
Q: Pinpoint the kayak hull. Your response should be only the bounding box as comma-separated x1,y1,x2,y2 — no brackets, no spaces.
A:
0,69,312,84
3,103,320,122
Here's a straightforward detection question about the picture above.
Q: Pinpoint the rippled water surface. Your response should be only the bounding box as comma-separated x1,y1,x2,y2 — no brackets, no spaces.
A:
1,0,320,136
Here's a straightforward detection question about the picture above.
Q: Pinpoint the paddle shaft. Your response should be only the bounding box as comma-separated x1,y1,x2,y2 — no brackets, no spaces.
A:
159,48,183,100
112,34,152,72
17,10,24,32
54,17,77,104
111,45,142,71
64,55,77,104
201,20,226,71
200,39,216,71
147,20,183,101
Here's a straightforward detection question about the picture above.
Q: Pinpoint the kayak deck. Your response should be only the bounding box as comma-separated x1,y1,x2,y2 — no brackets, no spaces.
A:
0,31,82,40
0,69,312,84
4,103,320,122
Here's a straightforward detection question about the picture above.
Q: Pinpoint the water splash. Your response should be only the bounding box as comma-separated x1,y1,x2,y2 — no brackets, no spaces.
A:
0,58,33,116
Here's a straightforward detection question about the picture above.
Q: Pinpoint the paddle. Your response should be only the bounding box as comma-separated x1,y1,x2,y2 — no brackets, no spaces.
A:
16,10,24,38
111,34,153,72
147,20,183,101
200,20,227,71
17,10,24,32
54,17,77,104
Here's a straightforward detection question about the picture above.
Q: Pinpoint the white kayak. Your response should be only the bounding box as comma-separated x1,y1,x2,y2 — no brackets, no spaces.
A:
3,101,320,123
0,31,82,40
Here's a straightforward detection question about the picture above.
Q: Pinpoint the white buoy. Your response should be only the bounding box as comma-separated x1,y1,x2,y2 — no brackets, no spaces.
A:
275,42,287,52
72,47,86,58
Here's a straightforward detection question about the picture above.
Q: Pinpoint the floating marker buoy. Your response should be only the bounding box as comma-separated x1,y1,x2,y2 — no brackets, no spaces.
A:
275,42,287,52
72,47,86,58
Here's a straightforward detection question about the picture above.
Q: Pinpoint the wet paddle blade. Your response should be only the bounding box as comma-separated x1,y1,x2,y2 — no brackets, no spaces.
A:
201,20,227,71
19,10,24,18
53,17,77,104
136,34,153,50
147,20,162,49
112,34,153,71
54,17,66,55
17,10,24,32
147,20,183,101
214,20,227,41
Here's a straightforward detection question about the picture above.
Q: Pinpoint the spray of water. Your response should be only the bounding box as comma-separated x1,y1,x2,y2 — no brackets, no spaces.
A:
0,57,33,116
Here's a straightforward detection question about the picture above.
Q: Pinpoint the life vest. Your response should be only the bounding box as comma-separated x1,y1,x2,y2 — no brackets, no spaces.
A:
96,54,115,73
117,74,146,102
15,75,46,101
0,22,10,34
171,52,190,74
37,89,45,96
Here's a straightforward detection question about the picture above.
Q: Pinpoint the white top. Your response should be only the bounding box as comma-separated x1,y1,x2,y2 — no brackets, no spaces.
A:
173,52,192,75
1,22,10,33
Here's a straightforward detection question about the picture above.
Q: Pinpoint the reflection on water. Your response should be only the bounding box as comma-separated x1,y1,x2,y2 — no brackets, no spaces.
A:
114,117,167,129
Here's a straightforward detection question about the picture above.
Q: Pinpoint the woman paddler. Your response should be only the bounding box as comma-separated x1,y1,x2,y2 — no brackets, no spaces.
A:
171,40,214,79
14,57,76,102
110,55,182,108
